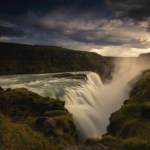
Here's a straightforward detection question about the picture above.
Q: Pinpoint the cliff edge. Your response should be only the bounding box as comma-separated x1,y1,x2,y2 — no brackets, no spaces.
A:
0,42,111,82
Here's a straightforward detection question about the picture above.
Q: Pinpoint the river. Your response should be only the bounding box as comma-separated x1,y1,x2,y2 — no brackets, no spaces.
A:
0,58,148,141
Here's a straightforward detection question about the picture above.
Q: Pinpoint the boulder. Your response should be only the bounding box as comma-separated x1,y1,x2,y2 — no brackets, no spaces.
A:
36,117,56,135
52,73,87,79
71,76,86,80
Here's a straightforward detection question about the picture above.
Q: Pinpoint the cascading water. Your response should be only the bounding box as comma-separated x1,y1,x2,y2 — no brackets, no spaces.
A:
63,71,134,141
60,58,150,141
64,73,104,140
0,58,149,141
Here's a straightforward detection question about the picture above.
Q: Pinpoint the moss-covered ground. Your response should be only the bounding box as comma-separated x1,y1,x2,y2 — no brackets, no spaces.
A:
0,88,79,150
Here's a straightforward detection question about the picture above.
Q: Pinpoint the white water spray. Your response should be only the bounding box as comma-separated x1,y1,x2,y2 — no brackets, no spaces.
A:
0,58,150,141
64,58,150,141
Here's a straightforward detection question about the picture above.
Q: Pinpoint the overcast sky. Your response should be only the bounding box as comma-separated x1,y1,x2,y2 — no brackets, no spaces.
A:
0,0,150,57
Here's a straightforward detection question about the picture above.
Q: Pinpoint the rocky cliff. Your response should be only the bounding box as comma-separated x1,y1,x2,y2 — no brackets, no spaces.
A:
0,42,111,82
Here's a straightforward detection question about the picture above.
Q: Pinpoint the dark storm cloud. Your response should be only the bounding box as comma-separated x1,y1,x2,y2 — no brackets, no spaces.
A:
106,0,150,28
63,28,149,47
0,25,26,37
0,0,113,47
0,0,106,16
0,0,150,57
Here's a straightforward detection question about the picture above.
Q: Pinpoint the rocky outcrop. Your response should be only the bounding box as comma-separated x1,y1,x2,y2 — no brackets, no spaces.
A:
36,117,56,135
52,73,87,80
0,87,78,149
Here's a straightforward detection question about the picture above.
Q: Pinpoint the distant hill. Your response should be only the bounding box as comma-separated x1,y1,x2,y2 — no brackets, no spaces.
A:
0,42,111,81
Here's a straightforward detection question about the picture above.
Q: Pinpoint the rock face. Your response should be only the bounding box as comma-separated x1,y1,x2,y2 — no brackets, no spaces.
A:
36,117,56,135
0,42,112,82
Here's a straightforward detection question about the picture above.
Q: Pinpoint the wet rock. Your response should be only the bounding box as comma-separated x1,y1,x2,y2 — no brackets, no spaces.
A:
71,76,86,80
52,73,87,79
52,73,74,78
43,118,56,129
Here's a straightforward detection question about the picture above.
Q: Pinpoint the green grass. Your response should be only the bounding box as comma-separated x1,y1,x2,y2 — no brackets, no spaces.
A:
0,87,78,150
0,113,50,150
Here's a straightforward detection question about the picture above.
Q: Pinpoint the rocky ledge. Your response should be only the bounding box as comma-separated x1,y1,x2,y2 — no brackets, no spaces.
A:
52,73,87,80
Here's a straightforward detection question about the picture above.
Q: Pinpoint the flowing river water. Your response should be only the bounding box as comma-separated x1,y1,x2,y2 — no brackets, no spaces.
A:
0,59,149,141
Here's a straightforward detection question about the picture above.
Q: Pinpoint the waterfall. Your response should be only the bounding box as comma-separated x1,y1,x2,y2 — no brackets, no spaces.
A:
64,72,105,140
64,58,149,141
0,58,149,142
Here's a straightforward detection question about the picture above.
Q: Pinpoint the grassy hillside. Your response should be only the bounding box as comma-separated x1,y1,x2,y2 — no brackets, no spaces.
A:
0,42,111,81
0,87,79,150
86,73,150,150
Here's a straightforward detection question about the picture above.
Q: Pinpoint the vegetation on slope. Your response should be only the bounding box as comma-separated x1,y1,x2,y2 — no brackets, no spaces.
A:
0,87,79,150
88,73,150,150
0,42,111,81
